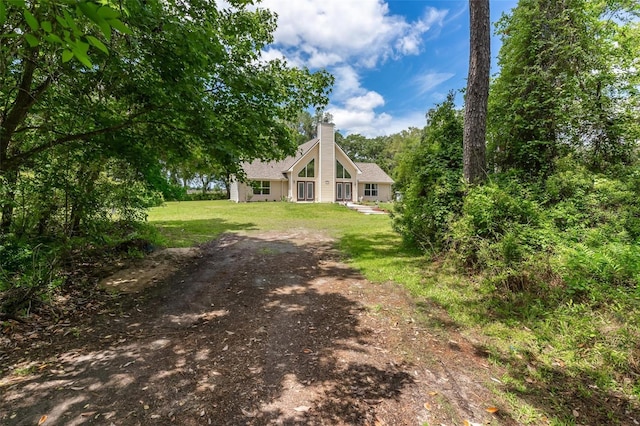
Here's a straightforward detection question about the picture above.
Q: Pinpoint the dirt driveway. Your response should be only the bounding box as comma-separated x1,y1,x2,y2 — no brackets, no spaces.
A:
1,230,513,425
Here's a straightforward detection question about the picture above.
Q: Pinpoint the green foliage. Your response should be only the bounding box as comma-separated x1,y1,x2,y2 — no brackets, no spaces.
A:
447,178,546,279
392,92,463,250
0,0,333,309
444,161,640,303
488,0,640,176
1,0,130,67
557,243,640,296
458,180,540,240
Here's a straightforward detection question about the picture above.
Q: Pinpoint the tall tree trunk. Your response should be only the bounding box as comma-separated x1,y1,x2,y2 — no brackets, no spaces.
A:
463,0,490,184
0,167,18,234
69,164,101,235
223,171,232,200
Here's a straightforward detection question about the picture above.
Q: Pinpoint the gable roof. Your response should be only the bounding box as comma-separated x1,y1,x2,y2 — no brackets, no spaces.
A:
242,138,394,184
355,162,394,183
335,143,362,175
243,139,318,180
285,139,320,172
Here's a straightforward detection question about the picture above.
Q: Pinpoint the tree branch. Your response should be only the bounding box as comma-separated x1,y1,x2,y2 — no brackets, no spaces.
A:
3,108,153,170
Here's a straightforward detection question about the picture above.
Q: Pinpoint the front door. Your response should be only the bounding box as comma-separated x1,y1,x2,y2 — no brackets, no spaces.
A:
336,182,352,201
297,181,314,201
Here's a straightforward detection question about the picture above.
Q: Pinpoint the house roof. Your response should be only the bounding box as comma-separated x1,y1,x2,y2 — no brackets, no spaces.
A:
285,139,320,172
243,139,318,180
355,162,394,183
242,138,394,184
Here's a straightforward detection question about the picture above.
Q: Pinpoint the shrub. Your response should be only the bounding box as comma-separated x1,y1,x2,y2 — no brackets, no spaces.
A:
392,92,464,251
447,179,544,270
183,190,228,201
555,243,640,298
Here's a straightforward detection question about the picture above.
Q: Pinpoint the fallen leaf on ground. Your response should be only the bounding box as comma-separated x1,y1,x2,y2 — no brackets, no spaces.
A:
428,391,438,396
423,402,431,410
38,415,47,425
294,406,310,412
486,406,499,413
241,408,255,417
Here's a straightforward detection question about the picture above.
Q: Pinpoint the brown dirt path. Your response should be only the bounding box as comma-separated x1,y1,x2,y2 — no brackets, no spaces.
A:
1,230,515,425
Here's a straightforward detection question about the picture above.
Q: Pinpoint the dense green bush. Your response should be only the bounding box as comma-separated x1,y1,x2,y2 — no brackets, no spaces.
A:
396,146,640,302
392,92,464,251
448,179,544,269
183,190,228,201
1,155,169,316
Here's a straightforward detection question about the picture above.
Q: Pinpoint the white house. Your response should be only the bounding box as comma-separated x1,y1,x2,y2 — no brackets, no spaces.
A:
230,122,394,203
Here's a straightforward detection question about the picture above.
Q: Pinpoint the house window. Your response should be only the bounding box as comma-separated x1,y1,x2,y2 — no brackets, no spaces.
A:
252,181,270,195
364,183,378,197
298,159,315,177
336,160,351,178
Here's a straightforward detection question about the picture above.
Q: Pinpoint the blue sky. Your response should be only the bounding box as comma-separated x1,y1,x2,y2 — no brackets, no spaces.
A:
255,0,518,137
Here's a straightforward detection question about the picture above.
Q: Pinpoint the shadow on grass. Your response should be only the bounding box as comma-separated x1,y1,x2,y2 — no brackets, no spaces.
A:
459,283,640,424
151,218,258,247
488,345,639,424
337,230,640,424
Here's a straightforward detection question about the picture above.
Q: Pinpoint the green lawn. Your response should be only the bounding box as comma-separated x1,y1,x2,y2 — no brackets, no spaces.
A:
148,200,428,306
148,200,394,246
147,200,639,425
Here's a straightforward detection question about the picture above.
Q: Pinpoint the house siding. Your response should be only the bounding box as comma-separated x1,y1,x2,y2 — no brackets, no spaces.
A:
335,149,358,201
231,180,286,202
318,123,335,202
232,122,394,203
358,183,393,202
291,145,319,202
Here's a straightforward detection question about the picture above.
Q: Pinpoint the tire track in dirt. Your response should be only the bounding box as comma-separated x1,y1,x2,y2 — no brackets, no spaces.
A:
1,230,514,425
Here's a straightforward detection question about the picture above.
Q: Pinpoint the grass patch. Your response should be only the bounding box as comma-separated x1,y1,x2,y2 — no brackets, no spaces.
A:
147,200,640,424
148,200,393,246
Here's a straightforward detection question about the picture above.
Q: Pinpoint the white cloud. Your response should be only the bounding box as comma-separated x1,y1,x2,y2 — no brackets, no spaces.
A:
252,0,449,137
324,65,388,136
260,48,287,63
396,7,448,55
329,107,393,136
331,66,363,101
413,72,456,95
331,108,426,138
259,0,445,68
345,92,385,111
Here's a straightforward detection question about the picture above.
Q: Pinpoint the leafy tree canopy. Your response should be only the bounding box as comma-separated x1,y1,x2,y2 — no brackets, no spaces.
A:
1,0,334,232
488,0,640,176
